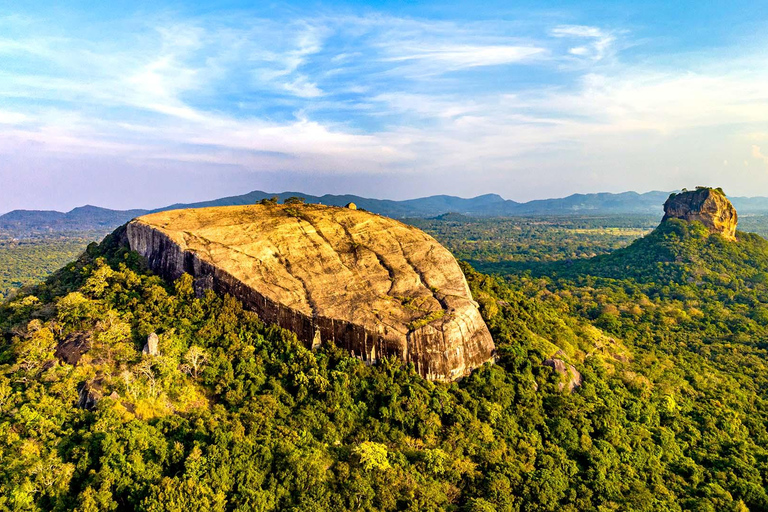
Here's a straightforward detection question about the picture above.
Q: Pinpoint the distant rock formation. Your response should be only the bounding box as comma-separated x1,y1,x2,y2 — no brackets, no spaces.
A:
662,187,738,240
122,203,495,381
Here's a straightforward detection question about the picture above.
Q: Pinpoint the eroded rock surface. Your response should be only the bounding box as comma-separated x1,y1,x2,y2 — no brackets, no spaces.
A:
124,204,495,381
662,188,738,240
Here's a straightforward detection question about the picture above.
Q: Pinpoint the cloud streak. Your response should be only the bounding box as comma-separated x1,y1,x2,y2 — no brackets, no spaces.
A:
384,44,546,69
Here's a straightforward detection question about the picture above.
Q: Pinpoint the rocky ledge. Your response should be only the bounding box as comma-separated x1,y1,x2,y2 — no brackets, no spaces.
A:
123,204,495,381
662,187,738,240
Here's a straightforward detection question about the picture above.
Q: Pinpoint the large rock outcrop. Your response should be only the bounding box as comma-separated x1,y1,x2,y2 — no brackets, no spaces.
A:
662,188,737,240
124,204,495,381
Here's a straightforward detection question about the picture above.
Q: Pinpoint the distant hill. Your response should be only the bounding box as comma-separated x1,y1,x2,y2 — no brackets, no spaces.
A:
0,206,147,237
501,191,674,215
171,189,768,216
163,190,510,218
730,195,768,213
3,189,768,238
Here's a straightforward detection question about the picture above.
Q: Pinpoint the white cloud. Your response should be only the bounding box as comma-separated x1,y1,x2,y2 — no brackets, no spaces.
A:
385,44,546,69
0,110,27,124
568,47,590,56
551,25,605,38
752,145,768,169
283,77,323,98
551,24,615,61
4,9,768,207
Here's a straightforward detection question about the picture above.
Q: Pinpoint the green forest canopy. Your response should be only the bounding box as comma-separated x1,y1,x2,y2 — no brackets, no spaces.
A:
1,218,768,510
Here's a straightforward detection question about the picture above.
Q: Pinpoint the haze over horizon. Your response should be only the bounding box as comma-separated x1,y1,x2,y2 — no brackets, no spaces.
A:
3,0,768,212
0,186,762,217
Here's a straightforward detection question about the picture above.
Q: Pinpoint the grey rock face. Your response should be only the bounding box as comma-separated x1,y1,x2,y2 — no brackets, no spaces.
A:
143,332,159,356
543,358,583,392
77,380,103,410
55,332,92,365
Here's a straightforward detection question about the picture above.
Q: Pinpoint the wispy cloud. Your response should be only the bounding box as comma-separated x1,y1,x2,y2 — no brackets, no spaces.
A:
2,6,768,211
384,44,546,69
551,24,616,61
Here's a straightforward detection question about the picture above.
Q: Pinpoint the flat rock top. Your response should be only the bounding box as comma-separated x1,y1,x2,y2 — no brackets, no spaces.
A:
131,204,477,337
662,188,738,240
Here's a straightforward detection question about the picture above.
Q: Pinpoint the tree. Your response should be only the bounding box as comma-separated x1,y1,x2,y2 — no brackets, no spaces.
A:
57,292,96,328
352,442,390,471
182,345,208,379
14,320,56,370
137,359,158,397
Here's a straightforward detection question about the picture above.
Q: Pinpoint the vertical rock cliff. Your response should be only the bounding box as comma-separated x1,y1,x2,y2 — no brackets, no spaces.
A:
124,203,495,381
662,187,738,240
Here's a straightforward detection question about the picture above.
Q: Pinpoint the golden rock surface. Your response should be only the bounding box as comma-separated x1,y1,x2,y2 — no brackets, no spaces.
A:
662,188,738,240
126,203,495,381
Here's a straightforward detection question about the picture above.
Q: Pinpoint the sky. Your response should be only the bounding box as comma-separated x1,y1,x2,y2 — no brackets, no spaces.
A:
2,0,768,212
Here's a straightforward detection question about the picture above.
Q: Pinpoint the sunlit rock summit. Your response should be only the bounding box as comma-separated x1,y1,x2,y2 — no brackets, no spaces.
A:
662,187,738,240
122,203,495,381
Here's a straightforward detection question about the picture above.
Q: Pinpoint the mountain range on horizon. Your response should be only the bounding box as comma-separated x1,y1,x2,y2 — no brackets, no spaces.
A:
5,188,768,237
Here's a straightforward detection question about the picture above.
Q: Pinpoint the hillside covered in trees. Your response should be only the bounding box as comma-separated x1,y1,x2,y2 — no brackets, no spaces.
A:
2,204,768,510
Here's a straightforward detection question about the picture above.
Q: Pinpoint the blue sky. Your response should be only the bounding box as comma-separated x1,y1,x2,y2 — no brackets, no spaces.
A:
2,0,768,211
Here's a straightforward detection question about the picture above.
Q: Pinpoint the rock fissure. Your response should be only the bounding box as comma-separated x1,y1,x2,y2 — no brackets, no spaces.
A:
283,259,320,319
296,216,358,275
373,251,398,295
394,237,447,312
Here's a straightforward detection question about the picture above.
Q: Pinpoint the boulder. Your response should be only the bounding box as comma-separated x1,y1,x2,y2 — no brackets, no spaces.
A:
543,358,583,392
55,332,92,365
123,203,495,381
143,332,159,356
77,379,103,410
662,188,737,240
